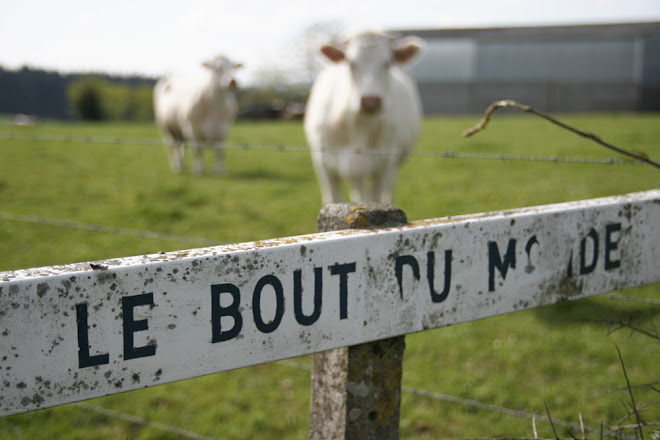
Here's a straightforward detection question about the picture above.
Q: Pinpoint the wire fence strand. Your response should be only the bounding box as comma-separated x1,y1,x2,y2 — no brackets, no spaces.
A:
276,361,629,439
401,386,629,439
605,294,660,306
2,210,653,312
0,132,645,166
75,402,217,440
0,133,653,438
0,211,225,247
1,208,652,439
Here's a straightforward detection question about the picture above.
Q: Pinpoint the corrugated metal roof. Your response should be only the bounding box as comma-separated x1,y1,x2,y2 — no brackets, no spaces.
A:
395,21,660,42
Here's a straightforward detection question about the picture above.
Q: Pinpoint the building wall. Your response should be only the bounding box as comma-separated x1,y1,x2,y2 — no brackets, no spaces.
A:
640,29,660,110
401,23,660,114
411,39,476,82
475,40,638,82
642,30,660,86
415,82,641,114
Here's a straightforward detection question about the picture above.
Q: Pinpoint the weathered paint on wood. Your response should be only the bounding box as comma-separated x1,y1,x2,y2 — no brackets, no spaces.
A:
1,190,658,417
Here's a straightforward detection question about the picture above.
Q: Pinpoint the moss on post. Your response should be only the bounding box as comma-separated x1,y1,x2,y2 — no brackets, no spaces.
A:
310,203,408,440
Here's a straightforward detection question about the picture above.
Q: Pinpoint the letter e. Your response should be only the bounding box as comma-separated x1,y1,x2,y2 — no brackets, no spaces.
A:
122,293,157,360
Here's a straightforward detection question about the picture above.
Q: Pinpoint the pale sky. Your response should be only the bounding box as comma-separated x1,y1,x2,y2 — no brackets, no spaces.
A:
1,0,659,84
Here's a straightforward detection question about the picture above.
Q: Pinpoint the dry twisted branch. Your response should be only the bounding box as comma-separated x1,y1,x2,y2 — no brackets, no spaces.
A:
615,344,646,440
578,317,660,342
462,100,660,170
611,422,660,432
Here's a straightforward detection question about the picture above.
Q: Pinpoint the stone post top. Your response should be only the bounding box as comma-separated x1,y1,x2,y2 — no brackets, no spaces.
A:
317,203,408,232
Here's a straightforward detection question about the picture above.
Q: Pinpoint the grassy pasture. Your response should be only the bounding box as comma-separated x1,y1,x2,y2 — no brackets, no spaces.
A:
0,113,658,439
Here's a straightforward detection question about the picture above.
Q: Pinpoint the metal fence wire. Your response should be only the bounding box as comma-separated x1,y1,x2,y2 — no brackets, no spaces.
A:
0,132,646,165
0,130,653,440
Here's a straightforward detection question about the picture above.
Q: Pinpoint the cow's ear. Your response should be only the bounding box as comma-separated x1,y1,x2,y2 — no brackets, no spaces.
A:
393,44,420,64
321,45,345,63
393,37,423,64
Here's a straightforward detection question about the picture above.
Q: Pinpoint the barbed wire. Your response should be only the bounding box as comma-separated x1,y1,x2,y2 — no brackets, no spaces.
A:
463,99,660,170
1,209,652,439
401,387,629,439
74,402,216,440
605,294,660,306
276,360,627,439
1,125,655,435
0,211,225,247
0,132,644,165
2,210,657,312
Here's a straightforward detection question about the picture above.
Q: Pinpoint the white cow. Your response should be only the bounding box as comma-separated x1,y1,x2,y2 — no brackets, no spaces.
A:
154,55,242,175
304,30,423,204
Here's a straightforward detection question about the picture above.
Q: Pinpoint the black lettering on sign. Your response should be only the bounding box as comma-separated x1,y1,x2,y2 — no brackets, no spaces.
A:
395,251,452,302
293,268,323,326
211,263,355,342
605,223,622,270
427,250,452,303
579,229,599,275
330,263,356,320
395,255,420,299
76,303,110,368
252,275,285,334
122,293,157,360
524,236,539,273
211,283,243,343
567,223,623,277
567,250,574,277
488,239,516,292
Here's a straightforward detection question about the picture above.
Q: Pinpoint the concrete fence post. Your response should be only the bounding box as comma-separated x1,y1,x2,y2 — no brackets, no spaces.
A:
309,203,408,440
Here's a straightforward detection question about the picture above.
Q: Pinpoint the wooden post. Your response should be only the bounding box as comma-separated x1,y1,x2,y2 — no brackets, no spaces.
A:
310,203,408,440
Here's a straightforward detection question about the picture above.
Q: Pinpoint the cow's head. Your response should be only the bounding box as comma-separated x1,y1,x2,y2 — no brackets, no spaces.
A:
321,31,422,114
202,55,243,90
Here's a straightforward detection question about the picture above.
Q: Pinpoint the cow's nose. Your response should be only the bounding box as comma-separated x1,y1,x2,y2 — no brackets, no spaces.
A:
229,79,237,89
360,95,382,113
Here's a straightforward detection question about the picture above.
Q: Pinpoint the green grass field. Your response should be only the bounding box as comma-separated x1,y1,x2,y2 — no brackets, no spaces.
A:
0,113,658,439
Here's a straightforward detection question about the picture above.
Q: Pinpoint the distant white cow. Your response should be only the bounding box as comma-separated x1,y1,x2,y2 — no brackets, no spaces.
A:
154,55,242,175
304,30,423,204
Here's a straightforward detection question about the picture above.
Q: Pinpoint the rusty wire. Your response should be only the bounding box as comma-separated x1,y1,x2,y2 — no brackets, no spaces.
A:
0,211,225,247
462,99,660,170
0,202,652,440
74,402,216,440
276,358,630,439
0,127,654,440
0,132,645,166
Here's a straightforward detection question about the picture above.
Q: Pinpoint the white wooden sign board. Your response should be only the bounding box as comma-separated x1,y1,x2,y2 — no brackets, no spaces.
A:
1,190,658,417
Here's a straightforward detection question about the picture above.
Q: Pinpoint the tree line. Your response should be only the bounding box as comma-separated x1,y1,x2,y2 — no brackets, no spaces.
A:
0,65,311,122
0,66,157,121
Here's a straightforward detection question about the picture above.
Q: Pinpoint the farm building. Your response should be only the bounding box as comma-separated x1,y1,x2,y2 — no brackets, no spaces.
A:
395,21,660,114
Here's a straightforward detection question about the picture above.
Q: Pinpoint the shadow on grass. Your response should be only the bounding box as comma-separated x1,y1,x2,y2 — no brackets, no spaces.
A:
533,295,659,328
227,168,311,183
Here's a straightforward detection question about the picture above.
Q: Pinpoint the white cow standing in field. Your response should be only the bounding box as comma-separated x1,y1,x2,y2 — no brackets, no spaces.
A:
304,30,423,204
154,55,242,175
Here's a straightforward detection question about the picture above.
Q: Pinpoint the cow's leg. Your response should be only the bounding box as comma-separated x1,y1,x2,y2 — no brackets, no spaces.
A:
372,163,399,204
348,175,370,203
169,141,185,174
312,157,343,204
326,172,343,204
193,143,204,176
317,169,342,205
214,143,225,175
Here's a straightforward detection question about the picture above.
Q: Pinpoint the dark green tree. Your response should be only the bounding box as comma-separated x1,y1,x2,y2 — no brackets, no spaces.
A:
69,79,105,121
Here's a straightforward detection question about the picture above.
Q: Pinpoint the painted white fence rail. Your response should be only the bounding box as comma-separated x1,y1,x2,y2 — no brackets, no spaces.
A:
1,190,658,417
